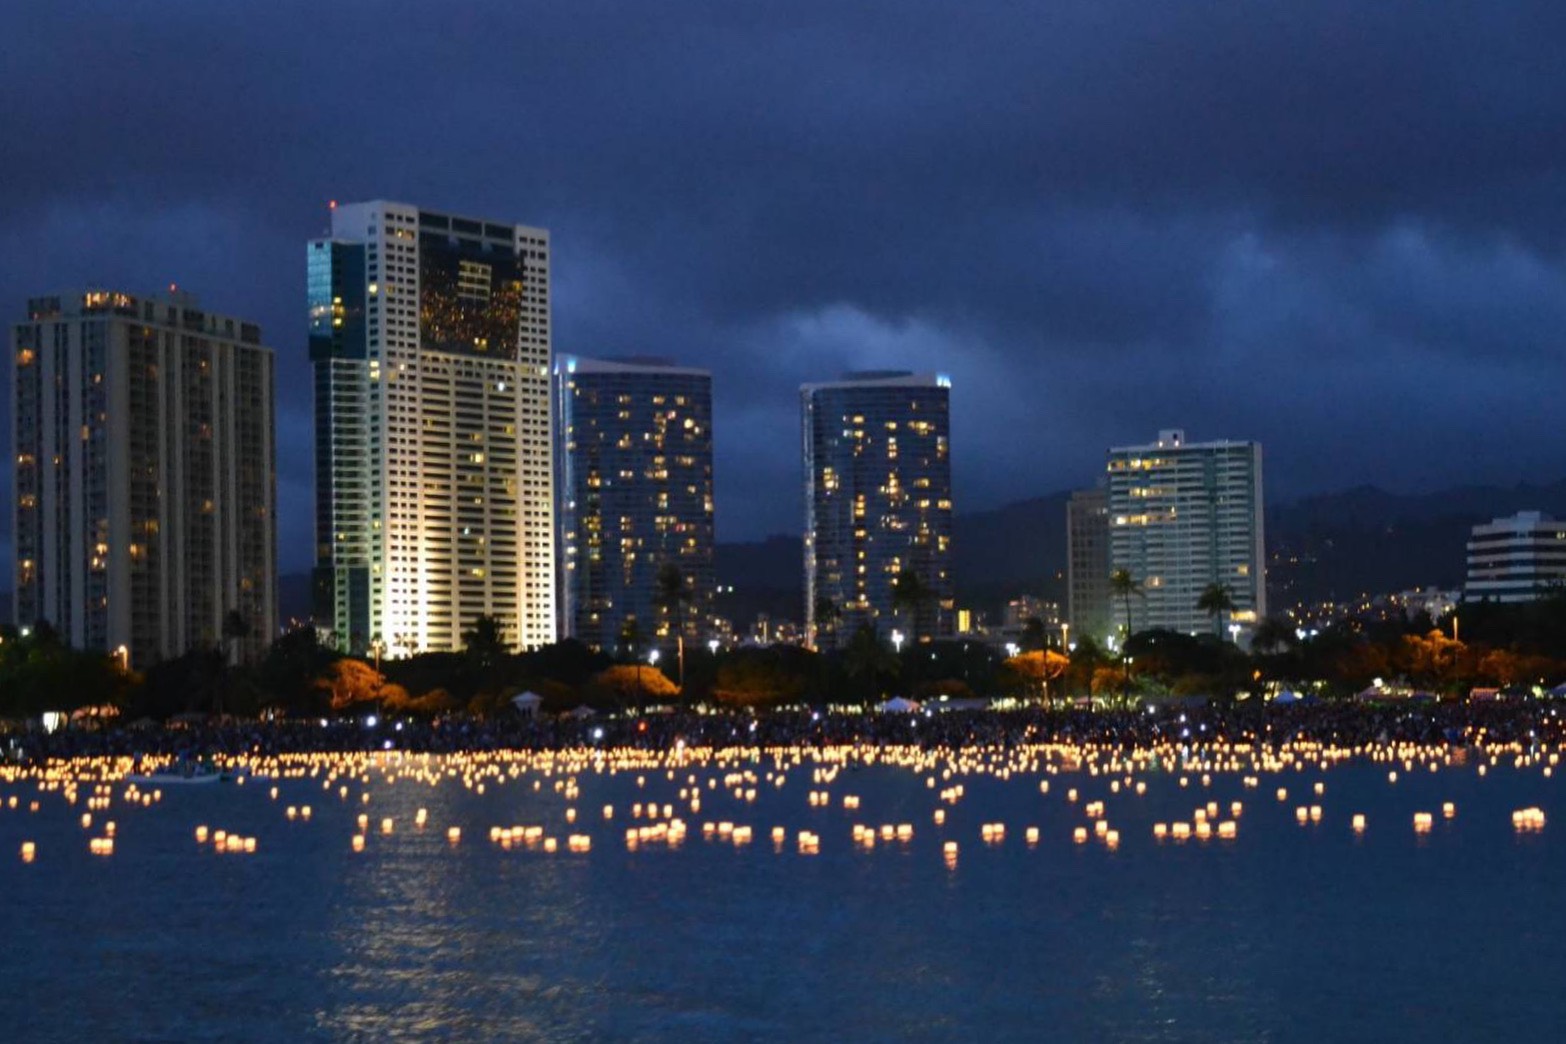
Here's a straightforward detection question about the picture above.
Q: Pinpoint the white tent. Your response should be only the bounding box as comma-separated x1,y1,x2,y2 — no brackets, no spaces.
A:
1272,690,1302,705
510,691,544,717
878,696,921,713
568,704,597,719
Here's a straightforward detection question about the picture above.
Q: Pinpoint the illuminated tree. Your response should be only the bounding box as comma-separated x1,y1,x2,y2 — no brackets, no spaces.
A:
588,664,679,704
315,659,402,711
1004,649,1069,702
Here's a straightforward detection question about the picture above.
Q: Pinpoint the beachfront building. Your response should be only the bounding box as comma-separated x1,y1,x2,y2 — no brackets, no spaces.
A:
11,290,276,667
309,200,555,656
554,355,715,652
1105,429,1265,639
802,371,953,648
1066,485,1112,647
1465,512,1566,604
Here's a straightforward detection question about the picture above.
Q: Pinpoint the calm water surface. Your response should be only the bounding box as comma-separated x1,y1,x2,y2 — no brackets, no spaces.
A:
2,754,1564,1042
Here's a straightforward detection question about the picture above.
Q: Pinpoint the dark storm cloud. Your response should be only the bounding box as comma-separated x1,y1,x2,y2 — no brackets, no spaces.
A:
4,0,1566,568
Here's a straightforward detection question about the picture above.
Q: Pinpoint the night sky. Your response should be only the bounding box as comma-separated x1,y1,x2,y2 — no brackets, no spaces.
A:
5,2,1566,573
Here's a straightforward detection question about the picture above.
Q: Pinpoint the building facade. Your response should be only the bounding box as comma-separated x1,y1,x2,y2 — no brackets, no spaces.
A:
802,372,953,648
310,200,554,656
1066,485,1112,646
554,356,715,651
1105,430,1264,638
1465,512,1566,603
12,290,276,667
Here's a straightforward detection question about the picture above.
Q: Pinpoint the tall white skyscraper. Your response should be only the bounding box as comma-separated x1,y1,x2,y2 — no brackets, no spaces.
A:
1105,429,1265,638
310,201,554,655
12,290,277,667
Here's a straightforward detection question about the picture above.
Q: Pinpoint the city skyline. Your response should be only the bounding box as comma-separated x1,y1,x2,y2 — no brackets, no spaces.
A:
7,4,1566,575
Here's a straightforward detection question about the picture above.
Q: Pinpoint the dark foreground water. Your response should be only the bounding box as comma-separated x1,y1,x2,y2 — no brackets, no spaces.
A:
2,754,1564,1042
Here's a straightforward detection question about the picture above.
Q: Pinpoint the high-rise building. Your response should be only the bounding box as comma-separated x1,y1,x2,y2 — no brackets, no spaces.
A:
802,372,953,647
1465,512,1566,603
12,290,276,667
1067,486,1112,645
554,355,715,651
309,201,554,656
1105,429,1264,638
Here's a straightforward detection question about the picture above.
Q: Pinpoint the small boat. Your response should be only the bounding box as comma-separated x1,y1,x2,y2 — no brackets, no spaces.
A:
127,761,230,785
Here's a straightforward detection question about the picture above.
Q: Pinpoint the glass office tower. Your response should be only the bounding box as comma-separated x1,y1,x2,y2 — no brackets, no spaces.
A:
802,371,953,648
554,356,714,651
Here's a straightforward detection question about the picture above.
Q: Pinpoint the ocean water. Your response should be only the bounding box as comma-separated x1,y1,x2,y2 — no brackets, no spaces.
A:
2,753,1563,1042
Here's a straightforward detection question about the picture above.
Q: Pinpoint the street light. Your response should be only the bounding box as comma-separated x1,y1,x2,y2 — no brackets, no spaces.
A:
648,650,661,666
891,629,905,654
707,639,719,655
1004,642,1019,658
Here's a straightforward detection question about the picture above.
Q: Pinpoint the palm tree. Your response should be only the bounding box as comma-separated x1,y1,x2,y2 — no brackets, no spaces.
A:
653,562,691,635
221,609,252,666
812,594,842,650
619,616,645,704
890,572,934,643
842,624,900,702
1251,616,1297,656
461,613,508,669
1196,583,1236,639
653,563,692,689
1108,570,1144,703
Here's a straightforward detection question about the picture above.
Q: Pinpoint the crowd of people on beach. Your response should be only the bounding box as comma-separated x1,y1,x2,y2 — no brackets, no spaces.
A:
7,698,1565,767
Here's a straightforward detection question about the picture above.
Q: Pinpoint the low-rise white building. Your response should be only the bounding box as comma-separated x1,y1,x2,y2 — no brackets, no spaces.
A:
1465,512,1566,603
